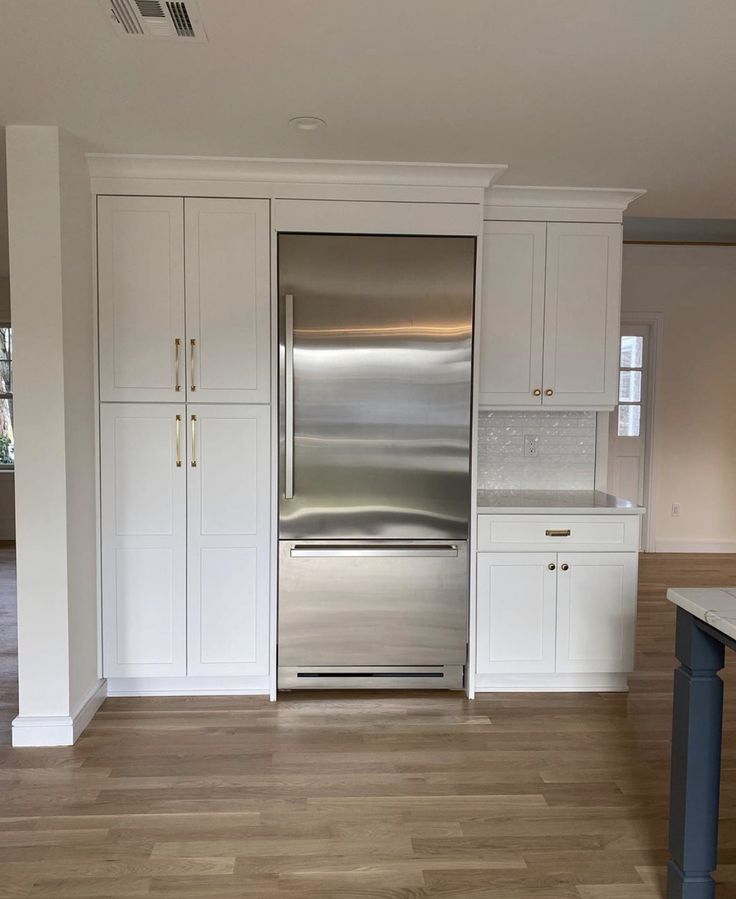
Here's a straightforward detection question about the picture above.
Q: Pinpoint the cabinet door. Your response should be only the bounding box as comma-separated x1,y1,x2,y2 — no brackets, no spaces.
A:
187,405,270,676
100,404,187,677
542,223,622,407
476,552,557,674
478,222,546,406
556,552,637,673
185,199,271,403
98,197,185,402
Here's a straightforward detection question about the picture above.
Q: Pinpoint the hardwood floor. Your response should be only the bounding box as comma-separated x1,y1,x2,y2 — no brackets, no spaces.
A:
1,552,736,897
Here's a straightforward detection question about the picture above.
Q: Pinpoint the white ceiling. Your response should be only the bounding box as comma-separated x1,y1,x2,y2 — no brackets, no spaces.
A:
2,0,736,276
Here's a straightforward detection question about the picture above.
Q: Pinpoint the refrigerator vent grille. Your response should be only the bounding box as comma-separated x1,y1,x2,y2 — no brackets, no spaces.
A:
102,0,206,40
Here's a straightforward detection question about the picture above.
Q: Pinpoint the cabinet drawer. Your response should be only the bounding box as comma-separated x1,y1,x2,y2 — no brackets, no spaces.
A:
477,514,640,552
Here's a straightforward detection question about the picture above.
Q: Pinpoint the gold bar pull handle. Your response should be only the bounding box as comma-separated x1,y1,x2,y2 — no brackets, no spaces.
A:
175,415,182,468
174,338,182,392
545,529,571,537
190,338,197,392
190,414,198,467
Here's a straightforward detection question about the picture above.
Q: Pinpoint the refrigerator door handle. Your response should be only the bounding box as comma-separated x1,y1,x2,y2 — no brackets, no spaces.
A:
284,293,295,498
290,544,459,558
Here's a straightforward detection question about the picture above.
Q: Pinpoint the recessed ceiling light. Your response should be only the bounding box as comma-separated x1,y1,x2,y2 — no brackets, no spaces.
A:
289,116,327,131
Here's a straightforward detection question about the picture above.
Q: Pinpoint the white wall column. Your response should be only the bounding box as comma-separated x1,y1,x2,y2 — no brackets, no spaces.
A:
6,125,103,746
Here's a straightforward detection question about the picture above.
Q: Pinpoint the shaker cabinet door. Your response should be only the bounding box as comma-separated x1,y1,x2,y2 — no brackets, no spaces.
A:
98,197,185,402
100,404,187,677
186,405,270,676
542,223,622,407
476,552,557,674
478,222,546,406
184,198,271,403
555,552,637,673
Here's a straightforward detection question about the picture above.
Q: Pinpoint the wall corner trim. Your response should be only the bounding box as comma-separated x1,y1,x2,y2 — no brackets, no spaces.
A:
11,679,107,747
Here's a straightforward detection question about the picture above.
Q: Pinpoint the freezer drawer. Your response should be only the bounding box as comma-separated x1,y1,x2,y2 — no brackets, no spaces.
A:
278,540,468,670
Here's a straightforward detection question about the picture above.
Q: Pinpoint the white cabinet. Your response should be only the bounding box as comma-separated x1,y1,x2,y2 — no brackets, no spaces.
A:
478,221,622,409
476,553,557,674
184,199,271,403
100,404,187,677
98,197,185,403
556,552,637,673
187,405,270,676
98,196,270,404
475,513,640,690
478,222,546,406
101,403,270,681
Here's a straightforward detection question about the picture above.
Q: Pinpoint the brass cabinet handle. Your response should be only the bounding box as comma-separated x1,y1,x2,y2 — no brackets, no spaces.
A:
175,415,182,468
545,388,554,396
174,338,182,392
545,529,571,537
548,562,556,571
190,414,198,467
189,339,197,392
560,563,569,571
533,388,542,396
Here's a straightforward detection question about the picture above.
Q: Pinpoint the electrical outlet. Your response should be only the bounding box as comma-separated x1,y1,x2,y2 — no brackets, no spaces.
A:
672,503,681,517
524,435,539,458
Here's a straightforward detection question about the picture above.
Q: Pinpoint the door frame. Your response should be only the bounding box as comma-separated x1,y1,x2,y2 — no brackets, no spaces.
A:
598,313,662,552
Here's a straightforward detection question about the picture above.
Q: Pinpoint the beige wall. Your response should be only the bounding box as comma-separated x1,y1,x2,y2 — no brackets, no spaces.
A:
622,244,736,551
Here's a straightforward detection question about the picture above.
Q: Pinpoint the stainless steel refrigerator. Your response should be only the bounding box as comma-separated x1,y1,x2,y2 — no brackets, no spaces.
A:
278,233,475,690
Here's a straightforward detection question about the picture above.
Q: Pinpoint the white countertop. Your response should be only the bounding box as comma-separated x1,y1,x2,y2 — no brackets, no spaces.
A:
667,587,736,641
476,490,645,515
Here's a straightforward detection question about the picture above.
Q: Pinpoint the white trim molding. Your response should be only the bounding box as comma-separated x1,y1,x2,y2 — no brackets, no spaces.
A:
12,679,107,747
654,540,736,554
106,676,271,696
484,185,646,223
475,672,629,693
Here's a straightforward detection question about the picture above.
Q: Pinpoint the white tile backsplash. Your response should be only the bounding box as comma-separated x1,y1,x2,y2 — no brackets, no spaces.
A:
477,410,597,490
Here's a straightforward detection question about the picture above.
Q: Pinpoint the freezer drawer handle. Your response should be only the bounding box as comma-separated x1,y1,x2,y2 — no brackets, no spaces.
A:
545,529,571,537
290,544,459,558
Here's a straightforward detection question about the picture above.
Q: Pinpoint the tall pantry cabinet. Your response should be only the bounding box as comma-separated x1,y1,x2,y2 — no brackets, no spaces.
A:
97,196,271,689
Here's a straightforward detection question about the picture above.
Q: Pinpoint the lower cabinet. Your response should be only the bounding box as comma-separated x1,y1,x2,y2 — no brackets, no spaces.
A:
476,550,638,679
100,403,270,681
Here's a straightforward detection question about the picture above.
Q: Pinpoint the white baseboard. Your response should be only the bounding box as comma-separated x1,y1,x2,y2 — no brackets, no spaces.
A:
106,675,270,696
12,678,107,747
654,539,736,553
474,672,629,693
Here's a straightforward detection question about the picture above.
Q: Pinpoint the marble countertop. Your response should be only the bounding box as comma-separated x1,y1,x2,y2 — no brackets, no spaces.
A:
477,490,645,515
667,587,736,642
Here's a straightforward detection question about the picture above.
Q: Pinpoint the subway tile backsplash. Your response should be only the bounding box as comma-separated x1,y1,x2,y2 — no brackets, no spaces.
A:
477,410,597,490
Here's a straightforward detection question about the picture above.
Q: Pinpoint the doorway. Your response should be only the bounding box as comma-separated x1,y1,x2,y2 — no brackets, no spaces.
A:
607,319,659,550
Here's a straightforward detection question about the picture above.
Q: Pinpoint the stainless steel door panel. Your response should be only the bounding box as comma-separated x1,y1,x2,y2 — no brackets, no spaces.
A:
278,540,468,667
278,234,474,540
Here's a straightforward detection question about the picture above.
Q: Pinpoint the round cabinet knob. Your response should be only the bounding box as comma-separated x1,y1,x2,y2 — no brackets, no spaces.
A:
533,388,542,397
548,563,556,571
560,563,569,571
545,388,554,396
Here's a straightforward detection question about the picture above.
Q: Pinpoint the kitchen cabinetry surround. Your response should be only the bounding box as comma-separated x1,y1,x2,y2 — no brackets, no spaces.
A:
88,156,644,700
474,494,644,692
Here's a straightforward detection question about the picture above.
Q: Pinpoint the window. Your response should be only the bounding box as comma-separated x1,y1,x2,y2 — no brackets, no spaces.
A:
617,335,643,437
0,327,14,467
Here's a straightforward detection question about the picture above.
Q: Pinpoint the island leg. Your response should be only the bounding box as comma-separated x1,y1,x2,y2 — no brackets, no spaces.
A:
668,607,725,899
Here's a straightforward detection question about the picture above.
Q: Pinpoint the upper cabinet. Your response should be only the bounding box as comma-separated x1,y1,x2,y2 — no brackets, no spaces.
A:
98,197,185,404
478,221,622,409
98,196,271,404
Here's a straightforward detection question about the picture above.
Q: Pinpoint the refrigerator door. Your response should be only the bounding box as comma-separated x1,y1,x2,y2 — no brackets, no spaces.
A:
278,233,475,540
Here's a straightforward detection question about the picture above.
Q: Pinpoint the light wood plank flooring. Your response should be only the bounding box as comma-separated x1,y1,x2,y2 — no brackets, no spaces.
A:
1,552,736,898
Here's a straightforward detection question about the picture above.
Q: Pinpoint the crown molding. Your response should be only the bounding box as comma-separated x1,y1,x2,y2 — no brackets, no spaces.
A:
86,154,508,189
486,184,646,211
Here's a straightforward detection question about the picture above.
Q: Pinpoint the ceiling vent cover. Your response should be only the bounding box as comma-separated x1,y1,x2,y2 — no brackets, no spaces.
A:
102,0,207,41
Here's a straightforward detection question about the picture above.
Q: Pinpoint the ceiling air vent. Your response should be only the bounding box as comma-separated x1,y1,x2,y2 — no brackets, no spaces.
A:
102,0,207,41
